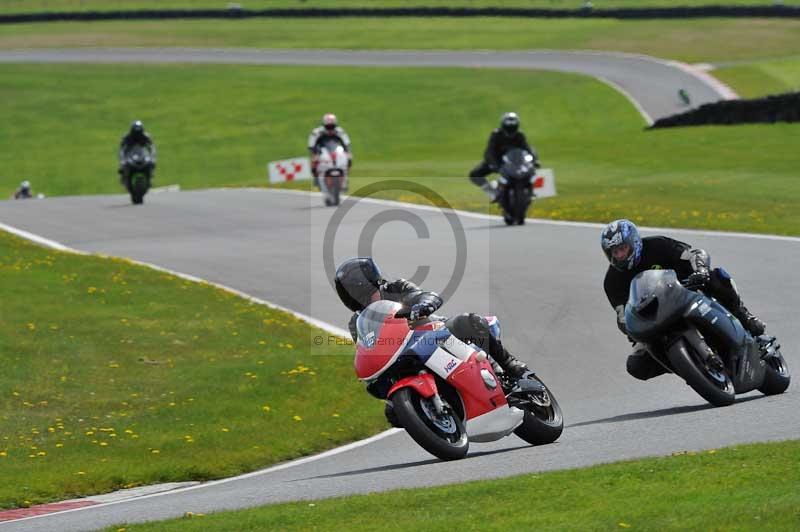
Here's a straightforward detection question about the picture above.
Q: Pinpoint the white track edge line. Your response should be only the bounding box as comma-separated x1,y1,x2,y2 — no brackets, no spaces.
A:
0,221,349,338
4,428,403,526
0,221,406,523
594,75,654,126
262,187,800,243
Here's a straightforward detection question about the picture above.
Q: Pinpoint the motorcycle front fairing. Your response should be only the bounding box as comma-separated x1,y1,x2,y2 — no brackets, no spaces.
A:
625,270,698,341
404,325,523,442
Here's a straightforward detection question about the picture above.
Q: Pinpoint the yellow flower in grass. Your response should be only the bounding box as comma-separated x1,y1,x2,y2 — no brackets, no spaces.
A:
293,415,302,422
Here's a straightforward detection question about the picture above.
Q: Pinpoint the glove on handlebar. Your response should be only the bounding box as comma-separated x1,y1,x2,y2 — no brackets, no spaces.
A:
409,301,437,321
685,268,710,288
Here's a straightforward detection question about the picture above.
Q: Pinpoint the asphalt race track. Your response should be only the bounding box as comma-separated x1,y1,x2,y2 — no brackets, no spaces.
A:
0,188,798,531
0,48,734,123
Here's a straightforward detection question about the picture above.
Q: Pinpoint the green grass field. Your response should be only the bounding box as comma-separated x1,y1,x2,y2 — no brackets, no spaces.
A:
3,1,799,14
2,17,800,64
2,64,798,235
116,440,800,531
714,56,800,97
0,230,382,509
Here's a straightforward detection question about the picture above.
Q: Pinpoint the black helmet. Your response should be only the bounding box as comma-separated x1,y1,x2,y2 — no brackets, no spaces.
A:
335,257,383,312
130,120,144,135
500,112,520,136
601,219,643,272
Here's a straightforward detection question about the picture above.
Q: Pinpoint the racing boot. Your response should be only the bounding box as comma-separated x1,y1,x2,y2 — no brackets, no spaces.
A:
489,338,529,380
732,302,765,336
481,181,499,203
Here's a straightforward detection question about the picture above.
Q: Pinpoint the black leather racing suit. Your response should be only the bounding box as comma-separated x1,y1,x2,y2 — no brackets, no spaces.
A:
118,132,156,183
469,128,537,188
603,236,763,380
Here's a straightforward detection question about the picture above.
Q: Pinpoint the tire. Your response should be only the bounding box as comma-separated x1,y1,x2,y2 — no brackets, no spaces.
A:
759,352,790,395
392,387,468,461
513,185,529,224
130,173,148,205
667,338,735,406
512,376,564,445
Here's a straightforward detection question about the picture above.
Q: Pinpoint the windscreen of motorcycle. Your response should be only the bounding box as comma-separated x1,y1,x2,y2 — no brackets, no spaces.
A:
501,148,535,180
625,269,696,339
354,300,411,381
128,145,152,167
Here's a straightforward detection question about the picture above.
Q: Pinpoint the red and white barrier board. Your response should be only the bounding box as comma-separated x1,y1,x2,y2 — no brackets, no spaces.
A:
533,168,557,198
268,157,311,184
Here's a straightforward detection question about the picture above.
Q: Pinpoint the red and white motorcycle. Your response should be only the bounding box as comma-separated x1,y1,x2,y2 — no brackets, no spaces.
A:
354,300,563,460
316,138,349,207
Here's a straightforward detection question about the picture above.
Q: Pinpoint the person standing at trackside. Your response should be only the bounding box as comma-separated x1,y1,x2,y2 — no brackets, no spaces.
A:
600,219,766,381
469,112,539,201
118,120,157,185
308,113,352,188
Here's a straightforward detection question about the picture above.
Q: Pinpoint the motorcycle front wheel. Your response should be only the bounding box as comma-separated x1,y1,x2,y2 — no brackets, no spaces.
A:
758,350,790,395
511,375,564,445
392,387,468,461
667,338,735,406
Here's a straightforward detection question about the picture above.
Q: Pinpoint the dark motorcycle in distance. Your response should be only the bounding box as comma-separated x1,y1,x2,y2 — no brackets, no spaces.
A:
625,269,790,406
498,148,539,226
121,145,154,205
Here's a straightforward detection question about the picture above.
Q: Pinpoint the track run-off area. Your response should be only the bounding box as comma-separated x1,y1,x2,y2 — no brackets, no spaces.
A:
0,188,798,531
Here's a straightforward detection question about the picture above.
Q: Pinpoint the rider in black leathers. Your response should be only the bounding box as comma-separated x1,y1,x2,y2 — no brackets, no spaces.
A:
601,219,766,381
118,120,156,185
335,257,529,426
469,112,538,201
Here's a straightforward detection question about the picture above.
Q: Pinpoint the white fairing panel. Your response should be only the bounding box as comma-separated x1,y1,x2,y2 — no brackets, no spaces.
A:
425,346,465,380
466,406,524,442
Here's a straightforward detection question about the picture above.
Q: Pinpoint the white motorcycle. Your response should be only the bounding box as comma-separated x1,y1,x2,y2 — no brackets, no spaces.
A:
316,138,349,207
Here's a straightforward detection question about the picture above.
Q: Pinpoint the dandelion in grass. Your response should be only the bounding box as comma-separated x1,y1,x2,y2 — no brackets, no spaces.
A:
293,415,303,422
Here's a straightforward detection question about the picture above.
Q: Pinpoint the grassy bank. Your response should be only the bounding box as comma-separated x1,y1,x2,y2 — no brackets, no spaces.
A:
0,230,382,509
2,64,798,235
2,18,800,64
714,56,800,97
117,439,800,531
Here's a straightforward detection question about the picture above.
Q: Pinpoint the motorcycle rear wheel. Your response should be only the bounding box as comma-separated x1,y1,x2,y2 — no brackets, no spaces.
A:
392,388,468,461
511,376,564,445
667,338,735,406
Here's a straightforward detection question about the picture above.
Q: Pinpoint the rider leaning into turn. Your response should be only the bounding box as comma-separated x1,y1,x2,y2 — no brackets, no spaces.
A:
334,257,530,425
600,219,766,381
308,113,352,187
469,112,538,202
118,120,157,183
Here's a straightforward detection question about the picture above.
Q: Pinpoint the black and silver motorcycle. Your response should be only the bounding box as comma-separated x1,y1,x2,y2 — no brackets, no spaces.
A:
121,145,154,205
625,269,790,406
497,148,538,226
